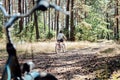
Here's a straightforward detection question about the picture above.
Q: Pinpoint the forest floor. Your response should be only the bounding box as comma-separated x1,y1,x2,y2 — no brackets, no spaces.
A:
1,40,120,80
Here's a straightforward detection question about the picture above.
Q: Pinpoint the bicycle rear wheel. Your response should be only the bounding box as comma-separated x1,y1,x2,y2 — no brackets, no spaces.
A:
55,44,61,53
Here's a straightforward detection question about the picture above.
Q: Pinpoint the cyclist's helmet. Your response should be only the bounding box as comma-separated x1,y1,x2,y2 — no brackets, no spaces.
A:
59,30,63,33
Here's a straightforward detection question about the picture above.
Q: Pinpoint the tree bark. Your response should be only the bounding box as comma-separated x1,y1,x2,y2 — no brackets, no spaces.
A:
114,0,119,40
18,0,23,33
56,0,60,36
65,0,70,40
48,9,51,39
8,0,11,14
33,0,40,40
106,13,110,40
43,12,46,31
54,0,57,37
70,0,75,41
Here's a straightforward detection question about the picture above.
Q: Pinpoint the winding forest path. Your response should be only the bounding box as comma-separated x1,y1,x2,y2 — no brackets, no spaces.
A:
1,40,120,80
33,48,98,80
21,40,120,80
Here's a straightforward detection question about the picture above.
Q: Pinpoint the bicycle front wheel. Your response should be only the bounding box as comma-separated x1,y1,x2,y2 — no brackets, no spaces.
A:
61,44,66,53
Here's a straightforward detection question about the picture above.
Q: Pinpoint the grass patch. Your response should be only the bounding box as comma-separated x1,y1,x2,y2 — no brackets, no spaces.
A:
100,48,115,54
110,70,120,80
15,41,88,54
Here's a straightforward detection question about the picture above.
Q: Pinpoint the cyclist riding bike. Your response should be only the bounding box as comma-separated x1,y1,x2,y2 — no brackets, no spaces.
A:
57,30,66,48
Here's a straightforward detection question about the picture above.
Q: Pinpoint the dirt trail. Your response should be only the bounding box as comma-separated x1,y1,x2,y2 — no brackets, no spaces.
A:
22,49,97,80
21,41,119,80
0,41,120,80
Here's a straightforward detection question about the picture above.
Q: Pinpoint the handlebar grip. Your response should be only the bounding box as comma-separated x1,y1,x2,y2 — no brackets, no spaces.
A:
39,72,58,80
36,0,49,11
24,72,58,80
5,15,19,28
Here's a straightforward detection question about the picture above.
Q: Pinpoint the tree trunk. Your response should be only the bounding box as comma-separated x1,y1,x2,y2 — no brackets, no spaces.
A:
70,0,75,41
33,0,40,40
65,0,70,40
54,0,57,37
43,12,46,31
84,0,87,18
8,0,11,14
106,13,110,40
4,0,7,9
56,0,60,36
18,0,23,33
114,0,119,40
48,9,51,39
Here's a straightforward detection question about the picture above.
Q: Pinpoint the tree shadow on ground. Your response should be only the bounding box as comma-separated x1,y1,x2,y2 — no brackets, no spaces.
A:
1,50,120,80
26,52,120,80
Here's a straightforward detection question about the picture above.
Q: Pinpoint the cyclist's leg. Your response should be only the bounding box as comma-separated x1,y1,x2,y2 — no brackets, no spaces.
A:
61,39,65,47
56,40,60,48
60,39,65,52
63,39,67,52
55,40,60,53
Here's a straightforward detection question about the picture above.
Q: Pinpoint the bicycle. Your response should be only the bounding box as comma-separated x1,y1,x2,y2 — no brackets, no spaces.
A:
55,42,66,53
0,0,69,80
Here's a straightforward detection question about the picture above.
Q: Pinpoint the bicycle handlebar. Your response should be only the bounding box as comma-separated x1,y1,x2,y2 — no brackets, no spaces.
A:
5,15,19,28
0,0,69,17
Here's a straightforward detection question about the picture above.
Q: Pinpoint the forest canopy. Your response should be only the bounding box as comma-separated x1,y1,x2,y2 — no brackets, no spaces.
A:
0,0,120,42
